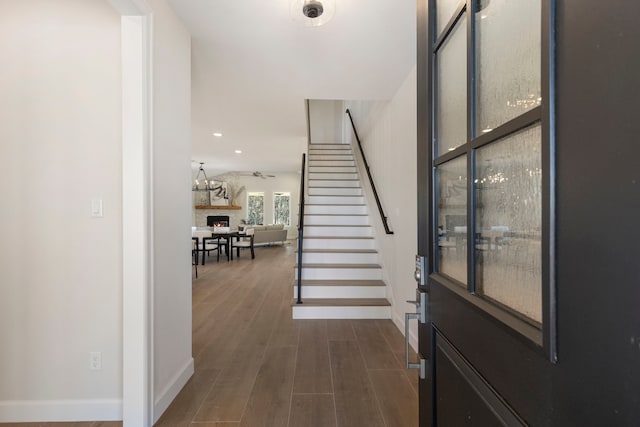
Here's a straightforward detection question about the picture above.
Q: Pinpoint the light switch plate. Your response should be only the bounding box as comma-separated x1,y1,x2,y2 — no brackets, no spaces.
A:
91,198,103,218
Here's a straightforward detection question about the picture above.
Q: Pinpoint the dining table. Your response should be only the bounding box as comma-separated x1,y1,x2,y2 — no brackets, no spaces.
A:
202,230,244,263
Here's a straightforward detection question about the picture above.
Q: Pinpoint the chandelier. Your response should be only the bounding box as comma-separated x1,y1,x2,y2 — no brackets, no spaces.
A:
192,162,211,191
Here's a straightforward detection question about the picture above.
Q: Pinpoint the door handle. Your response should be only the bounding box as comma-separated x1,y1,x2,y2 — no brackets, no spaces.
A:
405,290,428,379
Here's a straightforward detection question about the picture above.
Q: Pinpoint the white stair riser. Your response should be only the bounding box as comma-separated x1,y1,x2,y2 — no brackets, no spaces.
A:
305,205,367,215
304,215,370,225
308,172,359,180
295,267,382,280
293,286,386,299
304,226,372,236
302,238,375,250
308,154,354,161
292,305,391,319
301,252,378,264
308,180,361,188
309,149,353,156
309,160,355,167
307,196,365,205
309,144,350,149
308,187,363,196
308,166,357,173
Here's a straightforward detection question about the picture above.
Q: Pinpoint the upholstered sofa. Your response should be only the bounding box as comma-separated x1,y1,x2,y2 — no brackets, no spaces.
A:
247,224,288,246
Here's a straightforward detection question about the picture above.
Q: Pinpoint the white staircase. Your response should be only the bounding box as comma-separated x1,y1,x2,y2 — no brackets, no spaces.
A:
292,143,391,319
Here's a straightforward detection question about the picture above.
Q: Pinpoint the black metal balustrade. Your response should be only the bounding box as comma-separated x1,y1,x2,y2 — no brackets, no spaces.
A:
345,109,394,235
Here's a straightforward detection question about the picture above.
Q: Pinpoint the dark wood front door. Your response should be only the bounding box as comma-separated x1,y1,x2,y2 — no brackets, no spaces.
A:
416,0,640,425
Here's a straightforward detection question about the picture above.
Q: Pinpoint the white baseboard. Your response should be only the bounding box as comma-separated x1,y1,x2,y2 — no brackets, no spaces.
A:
153,357,194,424
0,398,122,423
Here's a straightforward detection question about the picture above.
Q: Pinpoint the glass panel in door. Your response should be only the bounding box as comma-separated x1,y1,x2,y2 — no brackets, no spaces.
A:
474,123,542,323
437,155,468,284
436,14,467,156
475,0,541,133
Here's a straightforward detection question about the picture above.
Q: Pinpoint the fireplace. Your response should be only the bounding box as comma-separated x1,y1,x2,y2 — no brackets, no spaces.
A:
207,215,230,227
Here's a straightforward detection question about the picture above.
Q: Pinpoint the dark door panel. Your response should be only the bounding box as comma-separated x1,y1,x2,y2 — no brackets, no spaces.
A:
435,333,526,427
431,281,551,426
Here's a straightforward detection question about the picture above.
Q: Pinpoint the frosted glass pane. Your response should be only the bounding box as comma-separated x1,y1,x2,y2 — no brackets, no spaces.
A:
436,0,462,36
475,124,542,323
436,15,467,156
475,0,541,133
437,156,467,284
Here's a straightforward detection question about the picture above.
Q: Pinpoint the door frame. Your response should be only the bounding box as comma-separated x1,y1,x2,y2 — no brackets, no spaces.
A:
109,1,154,425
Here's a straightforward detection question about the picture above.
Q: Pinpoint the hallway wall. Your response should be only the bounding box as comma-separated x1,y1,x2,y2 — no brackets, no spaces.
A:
0,0,123,420
149,0,194,421
0,0,194,423
345,66,419,348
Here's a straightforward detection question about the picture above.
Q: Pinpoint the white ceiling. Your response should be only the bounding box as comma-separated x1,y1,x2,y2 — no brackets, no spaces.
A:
168,0,416,175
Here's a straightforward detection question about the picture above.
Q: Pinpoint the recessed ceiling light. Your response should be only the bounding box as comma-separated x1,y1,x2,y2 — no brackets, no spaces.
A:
234,149,242,154
213,132,223,137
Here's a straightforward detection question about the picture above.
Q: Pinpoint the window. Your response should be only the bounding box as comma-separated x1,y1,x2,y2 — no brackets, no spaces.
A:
247,192,264,225
432,0,548,333
273,192,291,226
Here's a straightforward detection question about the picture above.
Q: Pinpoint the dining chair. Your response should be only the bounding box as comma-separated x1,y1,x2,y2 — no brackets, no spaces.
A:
231,227,255,259
192,237,198,278
192,230,220,264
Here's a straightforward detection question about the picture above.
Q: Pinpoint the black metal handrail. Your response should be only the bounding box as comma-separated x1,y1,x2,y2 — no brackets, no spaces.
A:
345,108,394,235
296,152,306,304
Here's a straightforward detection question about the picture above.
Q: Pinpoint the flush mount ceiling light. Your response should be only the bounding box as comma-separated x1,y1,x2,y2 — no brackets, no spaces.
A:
290,0,335,27
234,149,242,154
212,132,223,137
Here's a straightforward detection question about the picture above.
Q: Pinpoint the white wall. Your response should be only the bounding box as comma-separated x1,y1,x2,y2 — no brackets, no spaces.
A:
148,0,194,422
345,66,419,349
309,100,345,144
0,0,123,420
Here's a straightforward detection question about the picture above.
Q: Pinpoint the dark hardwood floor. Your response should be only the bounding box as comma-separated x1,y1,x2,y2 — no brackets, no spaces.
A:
1,243,418,427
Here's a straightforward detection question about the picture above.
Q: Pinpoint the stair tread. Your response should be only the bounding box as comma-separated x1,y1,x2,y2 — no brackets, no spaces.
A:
298,249,377,253
304,224,371,228
292,298,391,307
304,213,368,216
293,279,386,286
304,203,366,206
296,263,381,269
308,195,363,197
304,236,374,239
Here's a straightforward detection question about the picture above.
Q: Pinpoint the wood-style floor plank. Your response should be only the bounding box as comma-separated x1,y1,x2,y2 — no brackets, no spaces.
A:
369,370,420,427
325,319,356,341
155,368,221,426
352,320,403,370
375,319,420,394
238,345,297,427
292,320,333,394
289,394,337,427
193,271,285,422
329,340,386,427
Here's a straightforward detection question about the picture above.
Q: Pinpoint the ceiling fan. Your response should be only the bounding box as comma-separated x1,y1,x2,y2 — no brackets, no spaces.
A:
236,171,276,179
